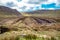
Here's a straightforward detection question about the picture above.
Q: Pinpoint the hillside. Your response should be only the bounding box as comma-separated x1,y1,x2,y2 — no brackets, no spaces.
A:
0,6,22,17
0,6,60,40
21,10,60,18
24,10,60,14
0,16,60,40
0,16,60,31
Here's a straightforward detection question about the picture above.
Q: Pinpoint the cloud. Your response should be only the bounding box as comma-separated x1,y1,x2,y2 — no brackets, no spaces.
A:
6,2,16,7
17,0,22,2
42,3,56,8
0,0,60,12
27,0,48,4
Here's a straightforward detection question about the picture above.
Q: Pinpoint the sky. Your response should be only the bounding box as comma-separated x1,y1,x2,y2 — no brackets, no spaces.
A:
0,0,60,12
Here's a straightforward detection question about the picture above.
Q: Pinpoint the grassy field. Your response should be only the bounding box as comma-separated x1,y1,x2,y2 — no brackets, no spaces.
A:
0,31,60,40
0,13,60,40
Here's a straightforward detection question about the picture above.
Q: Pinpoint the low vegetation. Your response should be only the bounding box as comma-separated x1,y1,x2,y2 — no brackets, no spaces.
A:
0,33,60,40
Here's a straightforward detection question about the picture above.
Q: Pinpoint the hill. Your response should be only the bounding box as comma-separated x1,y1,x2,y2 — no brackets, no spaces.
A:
0,6,22,17
21,10,60,18
0,17,60,31
0,6,60,33
0,6,60,40
24,10,60,14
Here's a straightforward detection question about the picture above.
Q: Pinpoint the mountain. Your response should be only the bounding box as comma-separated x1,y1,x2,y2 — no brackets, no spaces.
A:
0,6,22,17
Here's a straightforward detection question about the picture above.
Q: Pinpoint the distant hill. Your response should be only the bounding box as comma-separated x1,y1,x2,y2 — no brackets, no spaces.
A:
21,10,60,18
24,10,60,14
0,6,22,17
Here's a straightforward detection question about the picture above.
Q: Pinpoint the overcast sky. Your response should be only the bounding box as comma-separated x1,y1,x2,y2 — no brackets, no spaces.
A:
0,0,60,12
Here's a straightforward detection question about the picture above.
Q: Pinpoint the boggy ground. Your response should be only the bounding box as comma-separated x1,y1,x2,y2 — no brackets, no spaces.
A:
0,16,60,40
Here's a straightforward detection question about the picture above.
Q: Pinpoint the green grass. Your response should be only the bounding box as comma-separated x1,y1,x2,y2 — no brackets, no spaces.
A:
15,34,60,40
0,31,60,40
